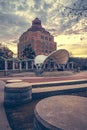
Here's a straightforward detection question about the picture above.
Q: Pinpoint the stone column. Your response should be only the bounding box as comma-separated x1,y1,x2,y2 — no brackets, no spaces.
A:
19,61,22,71
26,61,28,70
31,61,34,70
5,60,8,71
13,61,15,70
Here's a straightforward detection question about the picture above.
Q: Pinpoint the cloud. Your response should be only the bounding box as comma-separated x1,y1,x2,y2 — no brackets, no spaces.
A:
0,0,87,39
0,0,87,57
57,42,87,57
0,12,30,40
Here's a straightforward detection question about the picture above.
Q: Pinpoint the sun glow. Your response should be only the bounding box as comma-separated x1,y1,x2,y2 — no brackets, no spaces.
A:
55,34,87,58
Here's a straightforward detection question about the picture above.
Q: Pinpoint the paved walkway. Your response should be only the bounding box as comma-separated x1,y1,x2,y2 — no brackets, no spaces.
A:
0,71,87,83
0,71,87,130
0,80,11,130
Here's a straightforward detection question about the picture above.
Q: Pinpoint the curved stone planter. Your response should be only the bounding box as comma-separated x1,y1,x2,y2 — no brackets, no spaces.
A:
4,82,32,107
6,79,22,84
33,95,87,130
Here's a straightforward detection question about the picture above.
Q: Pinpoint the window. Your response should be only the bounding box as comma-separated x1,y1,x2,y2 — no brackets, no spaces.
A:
41,42,45,44
45,37,48,40
49,38,52,41
45,50,48,53
41,35,44,39
41,45,44,49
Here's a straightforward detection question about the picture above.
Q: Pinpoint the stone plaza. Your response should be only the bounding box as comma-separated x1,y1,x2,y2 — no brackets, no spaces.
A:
0,71,87,130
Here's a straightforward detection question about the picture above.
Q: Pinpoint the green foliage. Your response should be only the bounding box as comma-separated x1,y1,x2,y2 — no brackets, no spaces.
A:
0,58,5,70
0,44,13,70
69,57,87,70
22,44,36,59
57,0,87,20
0,44,13,59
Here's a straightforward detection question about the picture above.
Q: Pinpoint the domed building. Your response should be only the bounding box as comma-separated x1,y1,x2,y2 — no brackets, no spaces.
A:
18,18,57,58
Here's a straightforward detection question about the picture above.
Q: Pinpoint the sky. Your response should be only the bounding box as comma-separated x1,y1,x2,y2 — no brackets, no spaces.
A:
0,0,87,58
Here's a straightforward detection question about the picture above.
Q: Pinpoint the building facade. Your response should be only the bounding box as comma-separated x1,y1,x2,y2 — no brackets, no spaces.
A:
18,18,57,58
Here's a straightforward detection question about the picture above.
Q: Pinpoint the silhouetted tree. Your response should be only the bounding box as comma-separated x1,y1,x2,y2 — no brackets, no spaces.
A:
0,44,13,70
0,44,13,58
69,57,87,70
57,0,87,19
22,44,36,59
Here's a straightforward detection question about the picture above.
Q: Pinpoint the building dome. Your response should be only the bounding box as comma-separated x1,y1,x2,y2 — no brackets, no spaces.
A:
32,18,41,25
28,18,42,31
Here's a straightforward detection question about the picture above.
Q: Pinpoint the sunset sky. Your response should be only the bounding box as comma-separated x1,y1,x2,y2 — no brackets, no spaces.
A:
0,0,87,57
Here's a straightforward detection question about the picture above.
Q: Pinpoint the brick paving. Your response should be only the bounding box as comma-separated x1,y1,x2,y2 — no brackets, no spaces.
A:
0,71,87,83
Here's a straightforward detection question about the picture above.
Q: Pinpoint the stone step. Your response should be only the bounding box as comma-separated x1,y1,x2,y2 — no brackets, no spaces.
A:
32,83,87,99
32,79,87,88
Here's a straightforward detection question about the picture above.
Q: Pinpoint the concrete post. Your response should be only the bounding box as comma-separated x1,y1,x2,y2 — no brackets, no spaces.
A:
31,61,34,70
5,60,8,71
19,61,22,71
26,61,28,70
13,61,15,70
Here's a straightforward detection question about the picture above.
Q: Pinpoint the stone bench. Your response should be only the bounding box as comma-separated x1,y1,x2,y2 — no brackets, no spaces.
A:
6,79,22,84
33,95,87,130
4,82,32,107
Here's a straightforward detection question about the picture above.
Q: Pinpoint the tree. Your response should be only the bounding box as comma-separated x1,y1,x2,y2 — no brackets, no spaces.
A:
57,0,87,19
0,44,13,70
0,44,13,59
22,44,36,59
